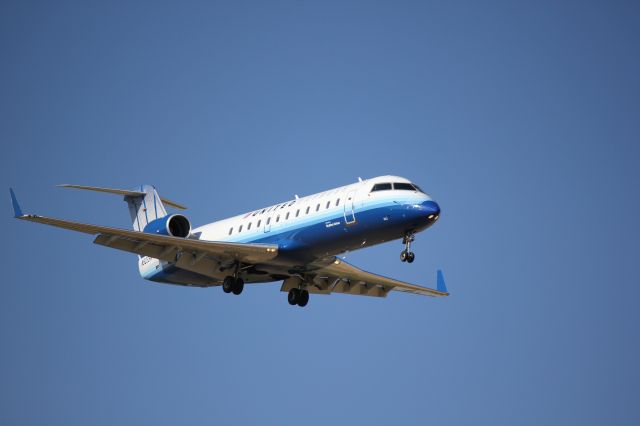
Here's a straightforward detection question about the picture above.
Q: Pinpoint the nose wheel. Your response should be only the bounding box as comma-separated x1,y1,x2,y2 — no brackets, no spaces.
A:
401,233,416,263
400,250,415,263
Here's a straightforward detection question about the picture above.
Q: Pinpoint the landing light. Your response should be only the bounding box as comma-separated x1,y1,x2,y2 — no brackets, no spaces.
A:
428,214,434,220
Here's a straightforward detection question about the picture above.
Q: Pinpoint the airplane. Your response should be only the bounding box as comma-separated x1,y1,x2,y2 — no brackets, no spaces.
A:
9,175,448,307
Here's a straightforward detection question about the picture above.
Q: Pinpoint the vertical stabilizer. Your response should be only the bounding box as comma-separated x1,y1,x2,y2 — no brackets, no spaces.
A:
125,185,167,231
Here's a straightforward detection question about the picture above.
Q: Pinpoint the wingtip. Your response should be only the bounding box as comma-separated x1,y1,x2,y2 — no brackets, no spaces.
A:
436,269,448,294
9,188,23,218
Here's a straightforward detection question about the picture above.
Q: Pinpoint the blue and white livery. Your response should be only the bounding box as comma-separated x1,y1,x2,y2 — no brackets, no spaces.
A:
10,176,448,307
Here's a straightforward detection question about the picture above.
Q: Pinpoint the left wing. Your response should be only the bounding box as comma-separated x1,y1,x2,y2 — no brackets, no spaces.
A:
282,258,449,298
10,189,278,272
18,213,279,267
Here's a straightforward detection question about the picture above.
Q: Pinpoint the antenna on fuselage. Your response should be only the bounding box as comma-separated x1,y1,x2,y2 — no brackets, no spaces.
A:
358,177,363,182
295,194,299,200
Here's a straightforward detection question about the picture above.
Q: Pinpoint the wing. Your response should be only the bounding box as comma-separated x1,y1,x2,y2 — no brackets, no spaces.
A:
15,213,278,272
281,258,449,298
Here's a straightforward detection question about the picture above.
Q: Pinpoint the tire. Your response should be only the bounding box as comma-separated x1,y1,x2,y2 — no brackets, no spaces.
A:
400,251,407,262
288,288,300,305
232,277,244,295
222,276,234,293
297,290,309,307
406,252,415,263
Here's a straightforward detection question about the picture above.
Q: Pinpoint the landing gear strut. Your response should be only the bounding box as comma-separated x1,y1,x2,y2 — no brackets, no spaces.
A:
222,275,244,295
401,233,416,263
288,288,309,307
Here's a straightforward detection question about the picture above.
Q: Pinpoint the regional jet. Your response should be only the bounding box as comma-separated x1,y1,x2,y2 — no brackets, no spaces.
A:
9,176,448,307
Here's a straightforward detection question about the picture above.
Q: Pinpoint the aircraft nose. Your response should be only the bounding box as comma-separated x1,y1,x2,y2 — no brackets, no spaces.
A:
422,200,441,222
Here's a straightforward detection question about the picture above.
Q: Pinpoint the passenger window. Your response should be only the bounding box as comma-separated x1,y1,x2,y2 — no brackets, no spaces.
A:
326,201,330,209
238,225,243,233
248,222,252,230
296,209,300,217
306,206,310,214
288,201,295,206
371,183,392,192
257,219,261,227
228,227,233,235
286,212,290,220
276,215,280,222
316,203,320,211
336,198,340,206
267,217,271,225
394,182,416,191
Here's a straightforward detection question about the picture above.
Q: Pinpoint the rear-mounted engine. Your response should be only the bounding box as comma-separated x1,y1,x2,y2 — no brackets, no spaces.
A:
143,214,191,238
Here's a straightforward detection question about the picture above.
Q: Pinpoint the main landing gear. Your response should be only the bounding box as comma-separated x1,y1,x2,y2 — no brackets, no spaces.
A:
222,275,244,295
401,233,416,263
288,288,309,307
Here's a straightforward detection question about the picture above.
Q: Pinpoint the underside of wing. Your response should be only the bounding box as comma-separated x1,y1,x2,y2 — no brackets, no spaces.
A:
16,214,278,269
281,258,449,298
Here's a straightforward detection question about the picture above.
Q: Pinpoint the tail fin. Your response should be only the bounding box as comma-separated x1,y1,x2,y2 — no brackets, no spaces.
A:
58,184,186,231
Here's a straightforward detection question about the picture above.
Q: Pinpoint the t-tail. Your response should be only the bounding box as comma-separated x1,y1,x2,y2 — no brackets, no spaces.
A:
57,184,187,231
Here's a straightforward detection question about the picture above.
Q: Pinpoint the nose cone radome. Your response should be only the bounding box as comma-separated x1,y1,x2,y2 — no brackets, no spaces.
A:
422,200,441,223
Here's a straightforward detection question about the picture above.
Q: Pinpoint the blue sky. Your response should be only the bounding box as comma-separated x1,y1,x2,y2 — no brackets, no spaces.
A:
2,1,639,424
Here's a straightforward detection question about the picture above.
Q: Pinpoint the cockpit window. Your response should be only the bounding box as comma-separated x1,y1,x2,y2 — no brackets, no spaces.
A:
413,184,425,193
371,183,392,192
393,182,416,191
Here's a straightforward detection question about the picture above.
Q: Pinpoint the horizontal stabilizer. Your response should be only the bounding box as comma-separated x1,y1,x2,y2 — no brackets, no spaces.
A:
58,184,187,210
57,184,145,197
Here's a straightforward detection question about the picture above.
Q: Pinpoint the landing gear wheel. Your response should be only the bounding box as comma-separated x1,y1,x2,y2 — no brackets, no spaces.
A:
232,277,244,295
297,290,309,307
288,288,300,305
222,276,234,293
401,232,416,263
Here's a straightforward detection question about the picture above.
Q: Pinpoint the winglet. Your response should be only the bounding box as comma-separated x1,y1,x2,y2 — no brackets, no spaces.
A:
9,188,23,217
436,269,448,294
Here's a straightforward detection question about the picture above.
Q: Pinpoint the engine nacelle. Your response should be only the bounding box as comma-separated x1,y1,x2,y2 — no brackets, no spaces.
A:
143,214,191,238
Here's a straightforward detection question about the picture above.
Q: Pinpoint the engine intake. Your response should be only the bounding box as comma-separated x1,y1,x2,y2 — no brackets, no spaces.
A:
143,214,191,238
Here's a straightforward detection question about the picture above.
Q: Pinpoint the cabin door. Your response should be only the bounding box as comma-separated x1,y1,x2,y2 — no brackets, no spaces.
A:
344,190,356,224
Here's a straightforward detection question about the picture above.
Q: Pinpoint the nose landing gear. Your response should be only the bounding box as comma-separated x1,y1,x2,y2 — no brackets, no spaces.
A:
401,233,416,263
